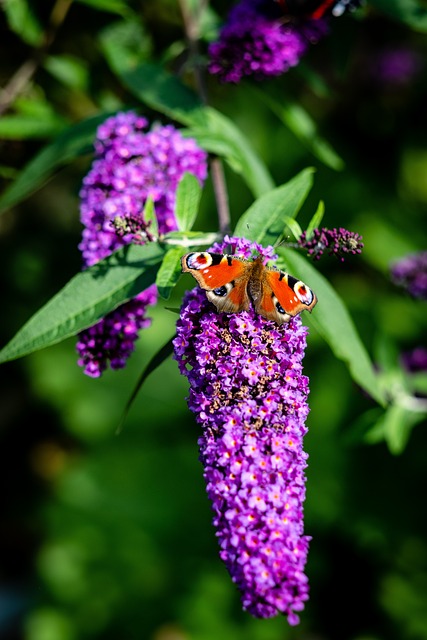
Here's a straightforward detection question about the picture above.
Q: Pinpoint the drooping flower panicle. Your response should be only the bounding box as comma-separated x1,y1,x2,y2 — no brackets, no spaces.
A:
299,227,364,261
174,236,312,624
208,0,329,84
390,251,427,300
77,111,208,377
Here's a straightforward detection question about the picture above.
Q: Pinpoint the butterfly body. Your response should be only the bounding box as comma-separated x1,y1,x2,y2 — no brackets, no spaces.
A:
181,252,317,325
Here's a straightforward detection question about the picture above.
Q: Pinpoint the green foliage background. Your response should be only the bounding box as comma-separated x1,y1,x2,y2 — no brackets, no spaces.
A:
1,1,427,639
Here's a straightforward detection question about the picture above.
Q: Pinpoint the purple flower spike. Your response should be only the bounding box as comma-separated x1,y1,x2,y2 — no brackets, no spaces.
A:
299,227,363,261
208,0,329,83
390,252,427,300
174,236,312,623
77,111,208,375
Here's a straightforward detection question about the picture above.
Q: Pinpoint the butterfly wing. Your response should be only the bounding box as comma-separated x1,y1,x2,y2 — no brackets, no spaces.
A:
253,267,317,325
181,252,252,313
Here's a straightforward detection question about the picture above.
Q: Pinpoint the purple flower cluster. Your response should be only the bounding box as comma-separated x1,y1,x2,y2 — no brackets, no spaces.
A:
372,47,423,86
298,227,363,261
401,347,427,374
174,236,312,623
77,111,208,377
390,251,427,300
208,0,329,83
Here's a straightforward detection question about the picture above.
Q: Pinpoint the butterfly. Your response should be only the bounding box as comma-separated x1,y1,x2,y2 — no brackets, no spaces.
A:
181,252,317,325
275,0,361,18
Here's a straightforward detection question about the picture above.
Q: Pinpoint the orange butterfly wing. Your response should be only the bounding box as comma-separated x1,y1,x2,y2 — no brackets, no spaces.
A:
181,252,252,313
253,268,317,324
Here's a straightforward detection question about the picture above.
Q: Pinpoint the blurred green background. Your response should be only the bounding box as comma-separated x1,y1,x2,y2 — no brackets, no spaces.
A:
1,1,427,639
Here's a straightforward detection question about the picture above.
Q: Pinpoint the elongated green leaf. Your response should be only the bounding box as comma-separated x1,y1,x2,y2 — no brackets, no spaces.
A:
155,247,184,300
175,173,202,232
0,111,116,214
251,89,344,171
3,0,43,46
99,17,152,72
120,62,203,123
306,200,325,238
0,115,68,139
117,336,175,433
187,107,275,197
163,230,219,247
115,63,274,197
143,197,158,237
278,248,386,406
76,0,132,16
234,168,315,246
0,243,165,364
369,0,427,32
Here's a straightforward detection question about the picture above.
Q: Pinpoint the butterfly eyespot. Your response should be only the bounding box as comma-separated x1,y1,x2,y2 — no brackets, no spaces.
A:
186,252,213,270
294,281,315,305
213,285,228,297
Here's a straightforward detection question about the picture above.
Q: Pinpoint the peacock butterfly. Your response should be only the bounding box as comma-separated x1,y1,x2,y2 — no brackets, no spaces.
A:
275,0,361,18
181,252,317,325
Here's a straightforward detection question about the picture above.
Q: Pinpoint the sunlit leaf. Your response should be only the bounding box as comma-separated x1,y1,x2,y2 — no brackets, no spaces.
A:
234,168,314,246
306,201,325,238
175,173,203,232
278,248,386,406
3,0,43,46
251,89,344,171
99,17,152,72
0,243,165,363
155,247,184,300
44,54,89,90
114,63,274,196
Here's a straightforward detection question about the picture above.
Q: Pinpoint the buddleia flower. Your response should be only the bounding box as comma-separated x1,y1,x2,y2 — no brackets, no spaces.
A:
208,0,329,83
173,236,312,624
77,111,208,377
390,251,427,300
298,227,364,261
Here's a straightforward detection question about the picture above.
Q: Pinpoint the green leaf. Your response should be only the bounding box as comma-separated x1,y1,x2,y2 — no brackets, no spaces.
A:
44,54,89,90
114,63,274,197
99,17,152,73
369,0,427,32
0,111,116,214
117,337,175,433
0,243,165,364
155,247,184,300
234,168,315,246
375,404,425,454
306,201,325,238
251,89,344,171
119,62,204,123
0,114,67,139
277,247,386,406
143,197,158,238
76,0,132,16
175,173,202,232
187,107,275,197
163,230,219,247
3,0,43,46
282,216,302,240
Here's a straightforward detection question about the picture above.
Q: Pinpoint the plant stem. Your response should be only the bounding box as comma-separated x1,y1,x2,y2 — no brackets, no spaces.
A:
178,0,231,237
